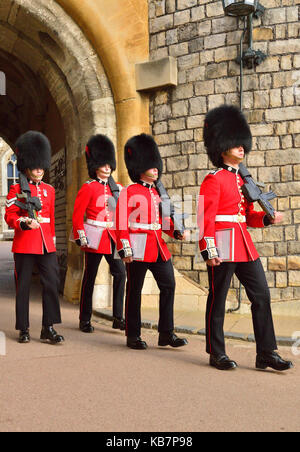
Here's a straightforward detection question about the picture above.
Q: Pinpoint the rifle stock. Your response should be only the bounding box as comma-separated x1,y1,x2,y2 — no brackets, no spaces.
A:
155,180,186,235
239,163,276,220
15,173,42,219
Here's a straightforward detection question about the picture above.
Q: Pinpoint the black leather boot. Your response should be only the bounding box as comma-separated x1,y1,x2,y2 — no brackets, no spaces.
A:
210,354,238,371
112,318,126,331
79,321,95,333
18,330,30,344
40,326,64,344
158,332,188,348
127,336,148,350
256,351,293,371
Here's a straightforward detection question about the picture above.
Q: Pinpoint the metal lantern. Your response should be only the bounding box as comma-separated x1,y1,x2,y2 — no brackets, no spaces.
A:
222,0,258,16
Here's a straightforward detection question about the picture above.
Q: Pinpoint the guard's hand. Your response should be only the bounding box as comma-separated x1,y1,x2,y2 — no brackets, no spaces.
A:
122,257,133,264
270,211,284,224
26,219,40,230
75,237,89,247
206,257,223,267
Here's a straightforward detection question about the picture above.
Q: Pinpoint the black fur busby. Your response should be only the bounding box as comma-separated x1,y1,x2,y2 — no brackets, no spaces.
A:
124,133,163,183
15,131,51,172
203,104,252,167
85,134,116,179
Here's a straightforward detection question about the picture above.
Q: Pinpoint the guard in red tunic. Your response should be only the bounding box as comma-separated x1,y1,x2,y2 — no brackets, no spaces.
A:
115,133,188,350
72,135,126,333
5,131,64,345
198,105,293,371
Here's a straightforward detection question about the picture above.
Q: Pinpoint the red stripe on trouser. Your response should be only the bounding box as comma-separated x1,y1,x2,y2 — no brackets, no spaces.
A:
125,263,131,337
14,267,18,295
80,253,89,318
208,266,215,354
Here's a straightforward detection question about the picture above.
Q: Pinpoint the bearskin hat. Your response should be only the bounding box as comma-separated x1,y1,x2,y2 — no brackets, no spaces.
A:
85,134,116,179
203,104,252,168
124,133,163,183
15,131,51,172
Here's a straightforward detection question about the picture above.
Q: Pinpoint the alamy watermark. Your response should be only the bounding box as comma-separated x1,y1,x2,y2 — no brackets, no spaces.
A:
0,332,6,356
0,71,6,96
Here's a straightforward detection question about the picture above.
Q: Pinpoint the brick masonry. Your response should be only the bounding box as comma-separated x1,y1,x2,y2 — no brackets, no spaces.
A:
149,0,300,302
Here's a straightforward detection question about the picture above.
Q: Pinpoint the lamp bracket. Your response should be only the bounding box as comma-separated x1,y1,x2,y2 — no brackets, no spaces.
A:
236,48,267,69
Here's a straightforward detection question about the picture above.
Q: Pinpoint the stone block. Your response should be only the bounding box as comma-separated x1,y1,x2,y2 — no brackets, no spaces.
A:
174,170,196,187
150,15,174,33
178,22,199,42
288,256,300,270
289,271,300,287
174,10,191,27
136,57,178,91
269,39,300,55
177,0,197,10
266,149,300,166
258,166,280,183
167,155,188,171
268,257,287,271
253,27,274,41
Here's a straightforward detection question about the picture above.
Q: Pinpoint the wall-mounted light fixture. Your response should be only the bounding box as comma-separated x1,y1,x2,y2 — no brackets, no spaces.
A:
223,0,267,71
223,0,259,17
222,0,267,111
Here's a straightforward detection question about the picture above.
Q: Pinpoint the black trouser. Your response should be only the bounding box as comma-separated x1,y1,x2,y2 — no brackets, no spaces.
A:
125,255,176,338
206,258,277,356
80,244,126,322
14,252,61,331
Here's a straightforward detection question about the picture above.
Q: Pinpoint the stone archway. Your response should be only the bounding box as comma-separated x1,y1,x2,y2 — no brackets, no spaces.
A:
0,0,117,301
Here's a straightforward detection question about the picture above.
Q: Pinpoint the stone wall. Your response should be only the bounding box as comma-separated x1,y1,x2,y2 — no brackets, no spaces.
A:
149,0,300,303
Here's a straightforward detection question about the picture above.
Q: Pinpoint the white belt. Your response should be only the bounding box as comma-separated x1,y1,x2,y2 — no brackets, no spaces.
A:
130,222,161,231
215,214,246,223
37,217,50,224
86,219,114,228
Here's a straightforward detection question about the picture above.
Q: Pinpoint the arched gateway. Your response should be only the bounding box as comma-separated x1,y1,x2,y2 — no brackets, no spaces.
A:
0,0,125,303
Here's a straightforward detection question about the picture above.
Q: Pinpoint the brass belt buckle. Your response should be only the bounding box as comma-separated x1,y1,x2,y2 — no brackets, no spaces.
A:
237,213,244,223
37,216,43,223
153,223,160,230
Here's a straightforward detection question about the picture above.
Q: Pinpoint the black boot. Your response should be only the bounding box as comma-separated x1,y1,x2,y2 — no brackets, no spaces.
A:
112,318,126,331
158,332,188,348
256,351,293,371
127,336,148,350
40,326,64,344
79,321,94,333
210,354,238,371
18,330,30,344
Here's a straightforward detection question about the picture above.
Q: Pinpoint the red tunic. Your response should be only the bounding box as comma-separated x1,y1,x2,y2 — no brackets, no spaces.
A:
115,181,175,263
72,179,122,254
198,165,267,262
5,181,56,255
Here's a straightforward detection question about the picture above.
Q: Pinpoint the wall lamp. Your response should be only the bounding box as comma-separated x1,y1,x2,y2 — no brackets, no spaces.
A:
223,1,267,71
222,0,268,110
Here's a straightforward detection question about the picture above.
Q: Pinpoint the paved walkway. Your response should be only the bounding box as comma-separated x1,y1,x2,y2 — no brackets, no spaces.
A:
0,242,299,433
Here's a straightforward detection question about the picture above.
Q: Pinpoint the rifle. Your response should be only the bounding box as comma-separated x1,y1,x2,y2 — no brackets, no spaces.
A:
155,179,188,237
106,176,121,212
15,172,42,220
239,163,276,220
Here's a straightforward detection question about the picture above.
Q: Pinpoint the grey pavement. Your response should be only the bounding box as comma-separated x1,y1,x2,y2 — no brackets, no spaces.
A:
0,241,299,433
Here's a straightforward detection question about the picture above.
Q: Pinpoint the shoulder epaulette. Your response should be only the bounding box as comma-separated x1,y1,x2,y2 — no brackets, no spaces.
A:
84,180,97,185
209,168,223,176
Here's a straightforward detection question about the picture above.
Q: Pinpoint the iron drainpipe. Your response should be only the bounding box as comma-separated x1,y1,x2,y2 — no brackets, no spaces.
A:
227,17,248,314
